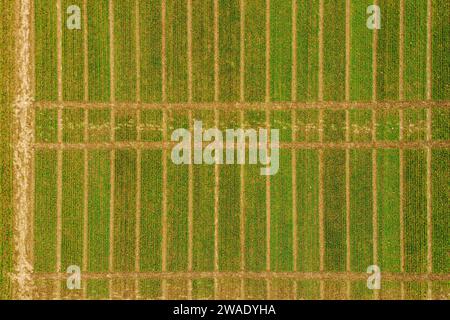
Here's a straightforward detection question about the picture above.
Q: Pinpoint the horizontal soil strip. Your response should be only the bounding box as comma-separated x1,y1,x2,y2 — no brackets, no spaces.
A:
34,141,450,150
33,100,450,111
31,271,450,282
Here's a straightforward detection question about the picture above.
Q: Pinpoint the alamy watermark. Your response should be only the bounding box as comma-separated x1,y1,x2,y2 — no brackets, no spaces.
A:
367,5,381,30
171,120,279,176
367,265,381,290
66,265,81,290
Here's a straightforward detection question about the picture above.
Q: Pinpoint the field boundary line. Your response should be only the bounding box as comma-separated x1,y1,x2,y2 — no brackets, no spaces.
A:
372,0,378,103
426,0,432,102
265,0,271,299
33,100,450,111
134,0,142,300
214,0,219,103
187,0,193,300
318,0,325,300
344,0,351,300
187,111,193,300
426,106,432,300
29,0,35,104
399,109,405,300
161,0,167,104
265,0,270,104
56,0,63,102
372,111,379,301
108,0,116,299
82,0,89,299
12,0,34,299
425,0,433,300
29,0,36,298
187,0,193,104
399,0,405,100
109,0,115,103
291,0,297,102
83,0,89,101
213,108,219,300
135,0,141,104
56,0,63,299
161,0,168,300
240,0,245,102
161,110,168,299
291,0,298,300
318,0,324,102
213,0,220,300
82,107,89,299
239,0,246,300
398,0,405,300
345,0,351,102
372,0,379,300
31,271,450,282
239,108,246,299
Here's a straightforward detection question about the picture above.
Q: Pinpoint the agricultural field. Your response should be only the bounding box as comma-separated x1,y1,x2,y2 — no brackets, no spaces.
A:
1,0,449,300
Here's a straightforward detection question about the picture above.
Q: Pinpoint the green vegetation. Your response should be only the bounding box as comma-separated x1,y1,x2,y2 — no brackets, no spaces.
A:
0,0,15,300
3,0,448,300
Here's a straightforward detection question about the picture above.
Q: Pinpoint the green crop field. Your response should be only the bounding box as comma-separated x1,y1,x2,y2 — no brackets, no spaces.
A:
1,0,449,300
